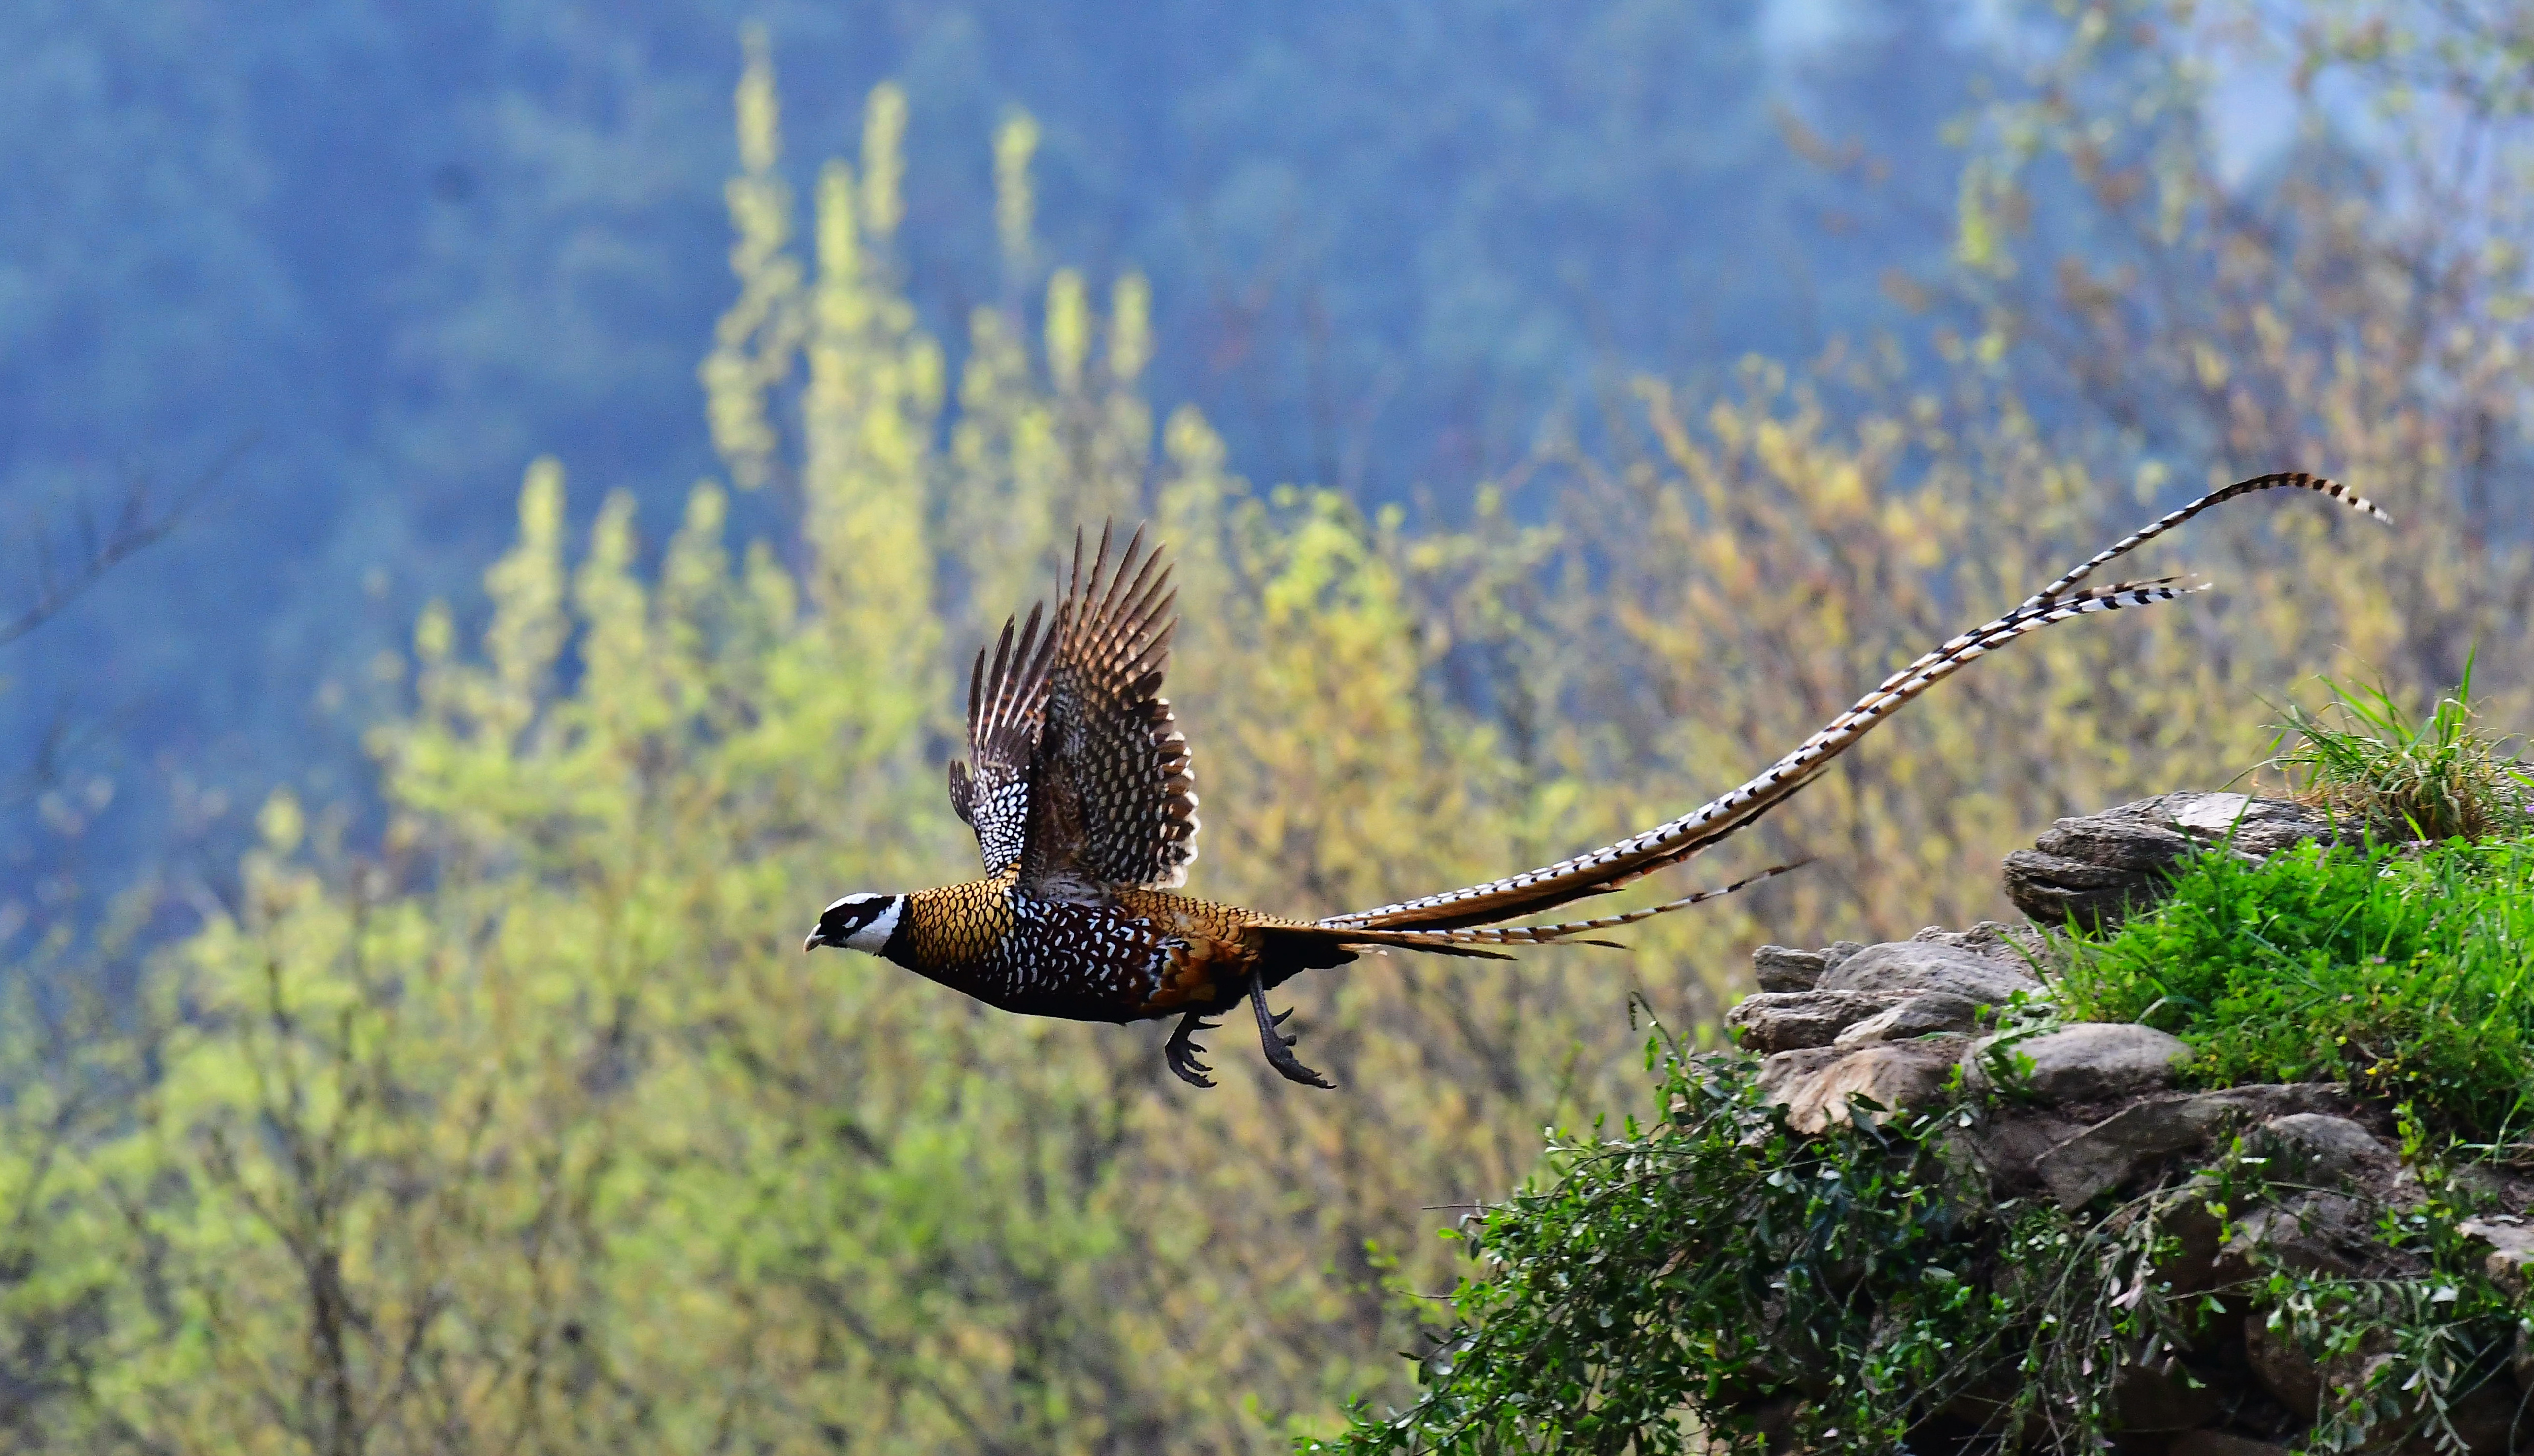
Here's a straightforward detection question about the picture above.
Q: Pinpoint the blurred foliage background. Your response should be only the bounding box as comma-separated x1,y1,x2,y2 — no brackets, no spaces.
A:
5,0,2534,1449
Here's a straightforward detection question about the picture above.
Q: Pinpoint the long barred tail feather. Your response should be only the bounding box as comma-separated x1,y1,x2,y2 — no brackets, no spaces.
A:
2023,471,2386,612
1746,478,2387,766
1320,472,2388,934
1327,578,2201,931
1347,860,1808,951
1567,579,2205,903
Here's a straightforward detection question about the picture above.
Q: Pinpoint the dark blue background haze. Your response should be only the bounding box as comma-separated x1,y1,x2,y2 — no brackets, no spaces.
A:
0,0,1982,926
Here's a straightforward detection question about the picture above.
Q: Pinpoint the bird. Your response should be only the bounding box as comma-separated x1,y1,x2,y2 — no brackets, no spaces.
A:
804,472,2388,1089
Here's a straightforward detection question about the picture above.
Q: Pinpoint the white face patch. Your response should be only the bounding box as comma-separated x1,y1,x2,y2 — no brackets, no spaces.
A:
843,898,901,954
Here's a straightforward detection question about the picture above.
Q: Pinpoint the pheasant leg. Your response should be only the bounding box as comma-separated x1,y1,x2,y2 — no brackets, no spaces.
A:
1248,974,1334,1089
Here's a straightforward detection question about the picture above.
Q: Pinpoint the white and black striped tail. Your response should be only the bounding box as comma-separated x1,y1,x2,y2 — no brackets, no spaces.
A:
2025,471,2385,611
1845,474,2385,716
1321,471,2388,934
1354,861,1808,950
1322,579,2200,931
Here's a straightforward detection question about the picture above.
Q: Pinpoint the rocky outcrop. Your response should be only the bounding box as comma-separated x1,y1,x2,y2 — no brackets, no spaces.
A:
2460,1216,2534,1298
1724,989,1899,1053
1751,941,1865,993
1964,1022,2193,1103
1733,792,2346,1139
2001,791,2338,931
1733,927,2057,1132
1712,794,2534,1453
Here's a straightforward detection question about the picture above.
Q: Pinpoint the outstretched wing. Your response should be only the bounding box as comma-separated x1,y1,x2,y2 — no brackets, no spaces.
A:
950,604,1056,875
1018,524,1202,897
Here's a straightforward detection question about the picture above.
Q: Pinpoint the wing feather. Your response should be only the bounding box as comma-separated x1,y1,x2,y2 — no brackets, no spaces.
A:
952,602,1055,875
1019,524,1203,895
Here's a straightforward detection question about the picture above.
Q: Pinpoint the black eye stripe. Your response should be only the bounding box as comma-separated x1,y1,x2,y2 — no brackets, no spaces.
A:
824,894,888,922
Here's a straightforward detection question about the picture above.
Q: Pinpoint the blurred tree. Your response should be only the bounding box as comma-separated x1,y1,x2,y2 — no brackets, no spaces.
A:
0,0,1979,941
6,5,2531,1452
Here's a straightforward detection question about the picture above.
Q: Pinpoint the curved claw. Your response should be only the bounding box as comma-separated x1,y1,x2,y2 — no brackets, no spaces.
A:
1165,1043,1216,1089
1164,1011,1221,1090
1247,975,1334,1090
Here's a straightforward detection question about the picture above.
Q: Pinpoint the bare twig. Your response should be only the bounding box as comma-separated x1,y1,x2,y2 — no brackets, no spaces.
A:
0,435,251,652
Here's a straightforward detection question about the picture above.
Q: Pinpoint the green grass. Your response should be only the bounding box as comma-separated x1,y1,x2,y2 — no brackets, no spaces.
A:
2266,661,2529,842
2056,836,2534,1142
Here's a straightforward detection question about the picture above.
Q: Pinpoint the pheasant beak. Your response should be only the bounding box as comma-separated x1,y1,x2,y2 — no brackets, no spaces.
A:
803,928,826,953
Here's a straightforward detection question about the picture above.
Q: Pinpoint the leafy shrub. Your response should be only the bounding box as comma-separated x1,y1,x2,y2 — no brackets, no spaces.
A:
2056,837,2534,1142
1318,1037,2529,1454
1317,1051,2087,1454
1324,1026,2534,1454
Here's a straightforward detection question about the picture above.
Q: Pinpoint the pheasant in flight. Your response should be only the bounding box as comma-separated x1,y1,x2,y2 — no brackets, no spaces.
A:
805,473,2386,1088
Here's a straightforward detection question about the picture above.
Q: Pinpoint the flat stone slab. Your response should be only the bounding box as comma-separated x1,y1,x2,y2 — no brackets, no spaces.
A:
1964,1022,2192,1103
1832,999,1975,1048
1908,920,2048,969
1751,942,1864,993
1758,1036,1971,1134
1818,942,2044,1024
1725,989,1898,1053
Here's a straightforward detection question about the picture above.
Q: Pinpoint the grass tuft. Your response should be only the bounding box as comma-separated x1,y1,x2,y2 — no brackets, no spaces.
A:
2265,659,2528,843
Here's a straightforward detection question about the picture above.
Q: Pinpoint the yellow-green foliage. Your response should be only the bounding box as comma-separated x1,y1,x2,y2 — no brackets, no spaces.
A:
8,17,2534,1452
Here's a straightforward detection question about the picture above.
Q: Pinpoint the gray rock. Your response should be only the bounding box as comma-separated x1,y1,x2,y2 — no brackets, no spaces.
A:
1754,1046,1844,1103
2253,1113,2397,1186
1945,1109,2087,1188
1726,990,1898,1053
2002,791,2337,932
1751,945,1827,993
1750,940,1867,994
2213,1191,2418,1288
1909,920,2048,969
2460,1217,2534,1299
1831,999,1976,1048
1964,1022,2192,1104
1757,1036,1972,1134
1818,942,2045,1028
2034,1084,2348,1209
